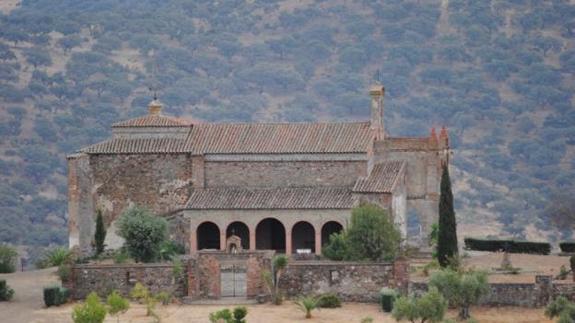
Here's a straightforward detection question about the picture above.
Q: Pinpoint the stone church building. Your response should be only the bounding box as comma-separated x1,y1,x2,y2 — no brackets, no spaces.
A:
68,85,449,255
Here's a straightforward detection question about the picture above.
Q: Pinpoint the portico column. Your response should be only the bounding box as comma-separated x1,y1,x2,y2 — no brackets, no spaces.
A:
285,228,292,255
315,229,322,256
249,227,256,251
190,225,197,253
220,229,226,251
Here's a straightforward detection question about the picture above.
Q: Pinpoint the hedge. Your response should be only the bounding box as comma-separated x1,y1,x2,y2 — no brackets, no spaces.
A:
43,286,69,307
560,242,575,253
464,238,551,255
0,280,14,301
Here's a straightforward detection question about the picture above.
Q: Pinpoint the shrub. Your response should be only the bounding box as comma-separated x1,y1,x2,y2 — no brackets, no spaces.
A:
106,291,129,323
546,296,575,322
464,238,551,255
117,206,168,263
43,286,69,307
72,292,107,323
130,283,157,317
560,242,575,253
317,293,341,308
0,244,18,273
155,291,172,305
346,203,401,261
209,307,247,323
322,232,348,261
380,288,398,312
37,247,72,268
323,203,401,261
262,255,288,305
429,269,489,320
0,279,14,301
392,287,447,323
158,240,186,261
295,295,319,319
57,263,72,282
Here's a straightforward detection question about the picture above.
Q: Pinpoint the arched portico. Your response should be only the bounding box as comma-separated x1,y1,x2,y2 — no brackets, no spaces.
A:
256,218,286,253
226,221,250,250
197,221,221,250
321,221,344,247
291,221,315,254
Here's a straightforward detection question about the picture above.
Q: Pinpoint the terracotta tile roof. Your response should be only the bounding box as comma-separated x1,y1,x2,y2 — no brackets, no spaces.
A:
353,161,405,193
185,187,354,209
185,122,372,154
112,115,192,128
80,137,189,154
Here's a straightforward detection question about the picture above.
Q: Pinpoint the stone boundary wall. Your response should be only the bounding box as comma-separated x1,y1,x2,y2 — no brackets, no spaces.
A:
280,260,409,302
410,275,560,308
68,263,187,300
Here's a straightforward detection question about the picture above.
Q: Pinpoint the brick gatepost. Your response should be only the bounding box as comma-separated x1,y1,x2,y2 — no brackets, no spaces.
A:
393,257,410,295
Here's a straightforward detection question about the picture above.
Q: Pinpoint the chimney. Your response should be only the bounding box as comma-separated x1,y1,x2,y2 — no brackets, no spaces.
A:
148,99,163,116
369,84,385,140
429,127,438,148
439,126,449,148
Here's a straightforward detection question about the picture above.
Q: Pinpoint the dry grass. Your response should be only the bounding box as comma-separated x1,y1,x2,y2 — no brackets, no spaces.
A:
35,302,553,323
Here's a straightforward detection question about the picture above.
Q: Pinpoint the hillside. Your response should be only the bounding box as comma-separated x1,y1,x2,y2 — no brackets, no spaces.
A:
0,0,574,251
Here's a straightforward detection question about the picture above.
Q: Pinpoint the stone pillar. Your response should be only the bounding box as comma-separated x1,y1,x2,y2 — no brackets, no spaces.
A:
286,228,292,255
190,227,197,253
535,275,552,307
220,231,226,251
249,228,256,251
393,257,410,295
315,230,322,256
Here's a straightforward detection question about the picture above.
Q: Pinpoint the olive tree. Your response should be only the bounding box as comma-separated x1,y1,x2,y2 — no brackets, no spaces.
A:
429,269,489,320
117,206,167,263
392,287,447,323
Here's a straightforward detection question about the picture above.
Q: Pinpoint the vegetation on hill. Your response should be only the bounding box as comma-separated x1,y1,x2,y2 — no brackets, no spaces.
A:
0,0,574,249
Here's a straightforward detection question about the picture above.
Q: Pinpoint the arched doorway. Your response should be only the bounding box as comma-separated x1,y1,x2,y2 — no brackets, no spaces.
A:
321,221,343,247
226,221,250,250
291,221,315,253
197,222,220,250
256,218,286,253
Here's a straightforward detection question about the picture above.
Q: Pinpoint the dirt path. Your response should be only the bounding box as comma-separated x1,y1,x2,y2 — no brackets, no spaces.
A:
0,267,61,323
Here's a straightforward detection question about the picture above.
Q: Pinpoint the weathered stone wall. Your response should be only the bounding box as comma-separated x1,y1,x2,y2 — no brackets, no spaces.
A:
280,261,407,302
69,263,187,300
204,160,367,188
410,275,556,308
89,154,193,249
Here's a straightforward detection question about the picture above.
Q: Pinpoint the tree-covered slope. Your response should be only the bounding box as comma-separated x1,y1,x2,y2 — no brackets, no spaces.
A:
0,0,574,247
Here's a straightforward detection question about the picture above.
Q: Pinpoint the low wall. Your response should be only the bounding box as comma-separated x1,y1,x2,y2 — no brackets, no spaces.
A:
410,275,555,308
68,263,187,300
280,260,409,302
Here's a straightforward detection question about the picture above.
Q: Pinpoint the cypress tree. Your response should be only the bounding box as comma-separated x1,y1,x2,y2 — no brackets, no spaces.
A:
94,210,106,256
437,164,458,267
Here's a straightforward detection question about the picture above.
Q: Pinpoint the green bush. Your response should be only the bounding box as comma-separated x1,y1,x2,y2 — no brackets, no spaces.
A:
380,288,398,312
562,242,575,253
323,203,401,261
464,238,550,255
317,293,341,308
0,279,14,301
36,247,72,268
0,244,18,273
106,290,129,323
429,269,489,320
117,206,168,263
392,287,447,323
546,296,575,322
295,295,319,319
72,292,107,323
43,286,69,307
209,307,247,323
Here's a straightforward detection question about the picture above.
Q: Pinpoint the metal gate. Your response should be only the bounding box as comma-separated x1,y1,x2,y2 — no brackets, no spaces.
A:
220,264,246,297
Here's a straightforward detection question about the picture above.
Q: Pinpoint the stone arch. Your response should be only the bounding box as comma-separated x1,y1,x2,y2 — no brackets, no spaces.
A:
197,221,220,250
292,221,316,254
321,221,344,247
256,218,286,253
226,221,250,250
